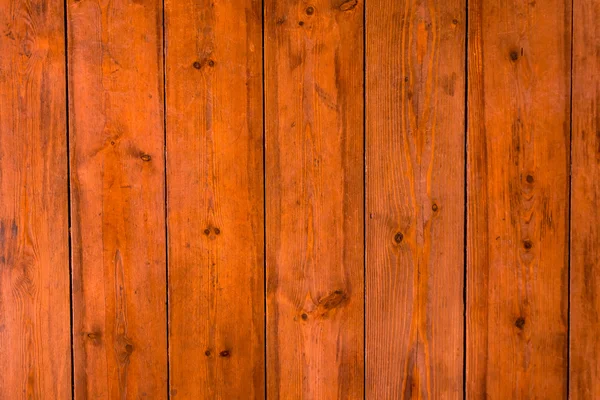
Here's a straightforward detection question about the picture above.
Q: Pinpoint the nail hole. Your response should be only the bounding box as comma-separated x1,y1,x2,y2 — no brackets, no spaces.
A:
205,350,211,356
219,350,230,357
214,228,220,235
523,240,532,250
515,317,525,329
301,313,308,320
140,154,151,162
204,228,211,235
208,60,215,67
452,18,459,24
193,61,201,69
432,203,439,212
306,6,314,15
510,51,519,61
298,21,304,26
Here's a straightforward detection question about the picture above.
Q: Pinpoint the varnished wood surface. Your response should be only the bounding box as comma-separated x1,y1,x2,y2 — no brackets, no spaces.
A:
570,0,600,397
264,0,364,398
0,0,71,397
67,0,167,397
467,0,571,397
366,0,466,397
165,0,265,398
1,0,600,397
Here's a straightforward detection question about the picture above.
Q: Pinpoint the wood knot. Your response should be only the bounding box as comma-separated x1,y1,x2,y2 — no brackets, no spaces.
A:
205,350,211,356
432,203,439,212
339,0,358,11
523,240,532,250
125,344,134,354
208,59,215,67
515,317,525,329
509,50,519,61
306,6,315,15
219,350,230,357
394,232,404,244
526,174,534,183
301,313,308,321
314,290,348,318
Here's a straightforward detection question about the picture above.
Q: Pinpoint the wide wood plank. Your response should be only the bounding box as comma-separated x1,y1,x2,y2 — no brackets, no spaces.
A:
67,0,167,397
366,0,466,398
467,0,570,396
165,0,264,398
570,0,600,397
0,0,71,397
265,0,364,398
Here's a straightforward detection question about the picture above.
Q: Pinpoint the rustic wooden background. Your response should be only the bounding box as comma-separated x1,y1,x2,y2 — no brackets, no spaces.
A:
0,0,597,398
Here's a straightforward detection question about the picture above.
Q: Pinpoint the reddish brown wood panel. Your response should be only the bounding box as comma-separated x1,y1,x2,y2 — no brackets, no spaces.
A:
165,0,265,398
570,0,600,397
67,0,167,397
366,0,466,398
0,0,71,397
265,0,364,398
467,0,571,397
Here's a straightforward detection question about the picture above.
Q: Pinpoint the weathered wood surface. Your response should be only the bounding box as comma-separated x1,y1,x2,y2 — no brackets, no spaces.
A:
366,0,466,398
0,0,71,397
265,0,364,397
570,0,600,397
165,0,265,397
68,0,168,397
467,0,571,396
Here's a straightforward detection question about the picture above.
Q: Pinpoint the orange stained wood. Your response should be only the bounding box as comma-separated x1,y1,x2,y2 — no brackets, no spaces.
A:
67,0,168,397
366,0,466,398
570,0,600,397
0,0,71,397
467,0,571,397
265,0,364,398
165,0,265,398
3,0,600,397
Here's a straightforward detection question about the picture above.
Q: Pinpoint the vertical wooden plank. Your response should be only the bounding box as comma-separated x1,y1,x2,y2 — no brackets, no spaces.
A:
570,0,600,397
0,0,71,397
366,0,465,397
265,0,364,398
68,0,167,397
467,0,570,396
165,0,264,398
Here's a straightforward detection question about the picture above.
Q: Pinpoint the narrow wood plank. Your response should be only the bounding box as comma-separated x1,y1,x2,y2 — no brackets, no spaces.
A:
0,0,71,397
165,0,264,398
467,0,570,396
570,0,600,397
366,0,466,397
67,0,167,397
265,1,364,398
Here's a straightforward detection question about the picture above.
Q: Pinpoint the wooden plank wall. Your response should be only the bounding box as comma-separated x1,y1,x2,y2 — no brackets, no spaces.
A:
2,0,600,398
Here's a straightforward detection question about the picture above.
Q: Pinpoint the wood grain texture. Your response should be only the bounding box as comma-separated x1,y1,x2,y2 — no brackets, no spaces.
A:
68,0,167,397
366,0,465,397
165,0,264,398
265,0,364,398
467,0,571,397
570,0,600,397
0,0,71,397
